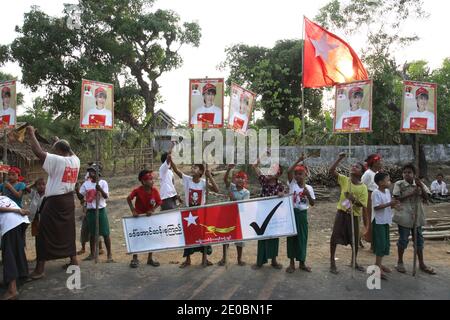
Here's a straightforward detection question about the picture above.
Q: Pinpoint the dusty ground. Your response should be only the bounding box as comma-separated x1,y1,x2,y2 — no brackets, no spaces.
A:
2,169,450,300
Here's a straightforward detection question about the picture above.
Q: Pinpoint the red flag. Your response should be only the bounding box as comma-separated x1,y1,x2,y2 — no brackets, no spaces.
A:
181,203,243,246
302,17,369,88
410,118,427,130
89,114,106,126
343,116,362,130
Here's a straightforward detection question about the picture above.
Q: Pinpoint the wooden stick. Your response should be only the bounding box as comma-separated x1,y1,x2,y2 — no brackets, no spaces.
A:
348,133,356,279
412,135,419,277
95,131,100,264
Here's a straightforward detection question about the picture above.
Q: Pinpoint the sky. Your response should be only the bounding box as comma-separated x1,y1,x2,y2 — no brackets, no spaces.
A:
1,0,449,124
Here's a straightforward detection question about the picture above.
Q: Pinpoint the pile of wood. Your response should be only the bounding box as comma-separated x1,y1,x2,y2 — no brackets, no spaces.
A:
390,218,450,241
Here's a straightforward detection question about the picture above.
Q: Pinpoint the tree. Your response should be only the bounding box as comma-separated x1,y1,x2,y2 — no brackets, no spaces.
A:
9,0,201,131
220,40,322,135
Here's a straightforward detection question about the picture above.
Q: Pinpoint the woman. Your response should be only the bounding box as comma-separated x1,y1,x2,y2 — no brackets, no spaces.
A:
82,87,113,127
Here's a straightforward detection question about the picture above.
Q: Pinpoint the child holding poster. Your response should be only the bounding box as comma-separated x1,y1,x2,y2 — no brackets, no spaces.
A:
170,160,220,268
286,154,315,273
218,164,250,266
127,170,162,268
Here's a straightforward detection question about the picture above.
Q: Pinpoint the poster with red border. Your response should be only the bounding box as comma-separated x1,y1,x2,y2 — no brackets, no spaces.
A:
80,79,114,130
189,78,224,129
0,80,17,129
227,83,256,135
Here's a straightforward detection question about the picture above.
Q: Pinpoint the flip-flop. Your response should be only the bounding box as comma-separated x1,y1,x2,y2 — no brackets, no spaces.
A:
29,272,45,280
217,260,226,266
129,260,139,268
420,266,436,275
380,273,388,281
285,266,296,274
299,265,312,273
179,261,190,269
329,266,339,275
202,260,213,268
396,264,407,274
251,264,262,270
271,263,283,270
147,260,160,267
237,261,246,266
82,255,94,261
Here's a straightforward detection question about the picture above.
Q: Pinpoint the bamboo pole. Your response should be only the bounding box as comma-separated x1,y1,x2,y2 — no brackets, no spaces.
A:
412,135,419,276
348,133,356,279
94,131,100,264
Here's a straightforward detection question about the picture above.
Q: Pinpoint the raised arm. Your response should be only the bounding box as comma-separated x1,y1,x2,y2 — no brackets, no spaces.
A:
287,153,305,183
223,164,235,189
170,157,183,179
329,152,346,179
26,126,47,163
206,169,219,193
251,158,263,177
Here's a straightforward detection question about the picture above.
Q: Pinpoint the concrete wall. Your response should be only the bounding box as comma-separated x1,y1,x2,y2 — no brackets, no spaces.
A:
279,145,450,166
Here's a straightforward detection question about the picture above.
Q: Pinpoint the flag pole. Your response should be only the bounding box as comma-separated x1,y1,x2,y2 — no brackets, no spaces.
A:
348,133,356,279
94,130,100,264
301,16,306,157
412,134,419,277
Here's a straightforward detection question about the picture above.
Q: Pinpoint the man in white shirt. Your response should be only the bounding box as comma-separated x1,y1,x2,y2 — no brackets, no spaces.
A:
431,173,448,197
402,87,436,131
82,87,113,128
336,86,370,131
159,146,178,210
0,86,16,127
191,83,222,127
229,92,250,133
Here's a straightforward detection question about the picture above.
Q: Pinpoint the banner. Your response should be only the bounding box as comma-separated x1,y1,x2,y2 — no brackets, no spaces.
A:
334,80,373,133
123,195,296,254
80,79,114,130
400,81,437,135
0,80,17,129
228,83,256,135
189,78,224,129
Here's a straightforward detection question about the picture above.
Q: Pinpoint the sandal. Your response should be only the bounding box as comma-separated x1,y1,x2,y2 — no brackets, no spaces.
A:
299,265,312,273
329,265,339,275
129,259,139,268
381,265,392,273
420,266,436,275
251,264,262,270
380,273,388,281
285,266,295,274
396,263,407,274
106,257,115,263
202,260,213,268
147,259,160,267
217,259,226,266
29,272,45,280
82,255,94,261
237,261,246,266
179,261,191,269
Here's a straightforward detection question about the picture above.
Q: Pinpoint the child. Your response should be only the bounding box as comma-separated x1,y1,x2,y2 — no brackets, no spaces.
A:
392,164,436,275
159,144,179,211
76,164,113,262
127,170,162,268
329,153,368,275
219,164,250,266
371,172,400,280
286,154,315,273
170,161,219,268
430,173,448,198
0,167,27,208
28,178,46,252
251,159,285,270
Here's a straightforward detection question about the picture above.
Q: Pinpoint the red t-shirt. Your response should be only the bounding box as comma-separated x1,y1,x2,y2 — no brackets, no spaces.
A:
128,186,162,214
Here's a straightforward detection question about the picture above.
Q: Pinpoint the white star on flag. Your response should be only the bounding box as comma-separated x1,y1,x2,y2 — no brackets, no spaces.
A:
184,212,198,227
311,34,339,63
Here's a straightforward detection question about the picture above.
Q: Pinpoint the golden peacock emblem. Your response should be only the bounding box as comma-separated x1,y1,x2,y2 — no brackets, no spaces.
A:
199,224,236,236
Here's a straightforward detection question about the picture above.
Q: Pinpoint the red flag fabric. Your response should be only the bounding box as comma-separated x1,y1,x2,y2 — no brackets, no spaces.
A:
181,203,243,246
302,17,369,88
89,114,106,125
410,118,427,130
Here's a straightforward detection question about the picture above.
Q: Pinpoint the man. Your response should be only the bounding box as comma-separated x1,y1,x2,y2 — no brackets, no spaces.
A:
335,87,370,131
159,143,178,211
0,86,16,127
26,126,80,280
229,92,250,132
402,87,436,131
430,173,448,198
191,83,222,127
82,87,113,127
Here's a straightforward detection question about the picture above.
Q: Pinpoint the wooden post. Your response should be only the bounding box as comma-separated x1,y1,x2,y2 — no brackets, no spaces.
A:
94,131,100,264
349,133,356,279
412,135,420,276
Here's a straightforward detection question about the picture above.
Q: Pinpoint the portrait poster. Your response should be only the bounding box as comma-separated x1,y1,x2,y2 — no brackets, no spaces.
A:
0,80,17,129
227,83,256,135
400,81,437,135
80,79,114,130
334,80,373,133
189,78,224,129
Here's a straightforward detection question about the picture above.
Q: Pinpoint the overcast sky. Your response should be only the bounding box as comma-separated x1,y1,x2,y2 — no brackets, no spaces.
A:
1,0,449,123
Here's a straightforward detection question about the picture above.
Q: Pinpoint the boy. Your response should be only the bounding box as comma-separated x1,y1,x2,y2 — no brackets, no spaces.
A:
0,167,26,208
76,164,113,262
393,164,436,275
170,160,219,268
372,172,400,280
329,153,368,274
286,154,315,273
219,164,250,266
159,146,178,210
27,178,46,249
430,173,448,198
127,170,162,268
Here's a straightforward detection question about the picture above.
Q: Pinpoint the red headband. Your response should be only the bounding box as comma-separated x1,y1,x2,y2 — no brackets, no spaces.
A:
367,155,382,167
233,171,248,180
294,165,307,173
140,173,153,181
8,167,21,175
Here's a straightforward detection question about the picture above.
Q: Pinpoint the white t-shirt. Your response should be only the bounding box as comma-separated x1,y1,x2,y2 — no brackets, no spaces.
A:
182,174,206,207
79,179,108,209
229,112,249,132
361,169,378,192
82,107,113,127
288,180,315,211
29,189,45,220
159,160,177,200
43,153,80,197
402,110,435,130
191,105,222,125
371,188,392,225
0,107,16,126
431,180,448,195
336,108,370,130
0,196,29,237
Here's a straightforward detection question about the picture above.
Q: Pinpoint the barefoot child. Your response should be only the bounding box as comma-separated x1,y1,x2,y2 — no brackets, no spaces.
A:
76,164,113,262
219,164,250,266
170,161,219,268
371,172,400,280
392,164,435,275
329,153,368,274
251,159,285,270
127,170,162,268
286,154,315,273
28,178,46,254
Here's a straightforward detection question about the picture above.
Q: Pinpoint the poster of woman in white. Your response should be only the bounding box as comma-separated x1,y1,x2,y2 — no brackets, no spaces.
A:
0,80,17,128
80,79,114,130
189,78,224,129
401,81,437,135
228,83,255,135
334,80,373,133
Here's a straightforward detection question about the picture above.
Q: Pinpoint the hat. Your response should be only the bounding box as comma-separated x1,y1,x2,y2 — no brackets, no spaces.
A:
202,83,216,95
87,163,102,176
94,87,107,97
1,86,11,97
348,87,364,98
415,87,429,98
